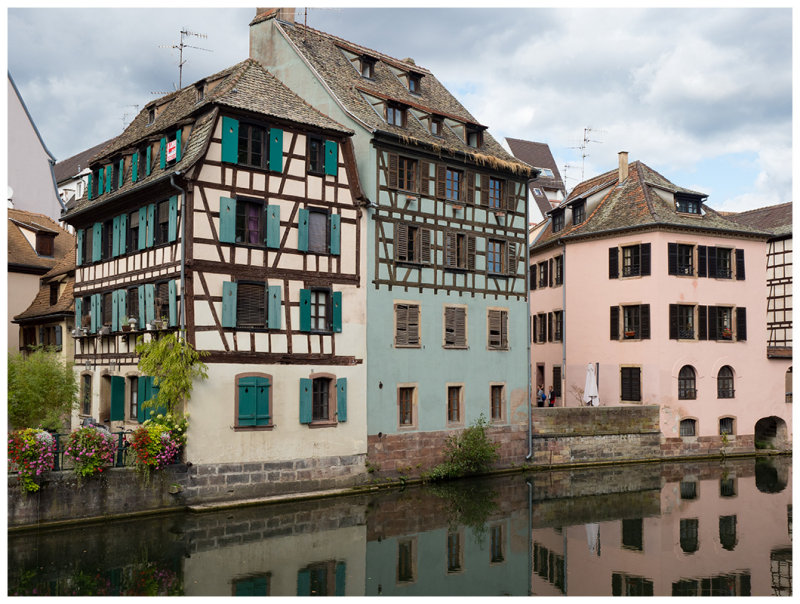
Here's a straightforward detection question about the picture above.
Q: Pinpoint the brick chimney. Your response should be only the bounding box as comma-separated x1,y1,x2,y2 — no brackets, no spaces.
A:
618,151,629,182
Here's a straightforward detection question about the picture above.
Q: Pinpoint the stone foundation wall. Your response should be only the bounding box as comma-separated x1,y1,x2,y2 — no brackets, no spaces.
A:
661,434,755,458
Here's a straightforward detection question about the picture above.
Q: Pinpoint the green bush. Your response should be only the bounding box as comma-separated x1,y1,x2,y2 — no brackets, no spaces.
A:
8,348,77,431
423,414,499,482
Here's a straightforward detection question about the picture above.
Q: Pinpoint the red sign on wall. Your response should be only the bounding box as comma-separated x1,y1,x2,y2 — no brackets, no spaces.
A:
167,140,177,162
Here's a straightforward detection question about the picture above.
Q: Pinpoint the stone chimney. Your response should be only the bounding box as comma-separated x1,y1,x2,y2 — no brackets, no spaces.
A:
618,151,629,182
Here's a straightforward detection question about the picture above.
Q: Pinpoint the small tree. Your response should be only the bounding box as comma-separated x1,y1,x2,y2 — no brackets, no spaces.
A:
135,332,209,415
8,348,78,431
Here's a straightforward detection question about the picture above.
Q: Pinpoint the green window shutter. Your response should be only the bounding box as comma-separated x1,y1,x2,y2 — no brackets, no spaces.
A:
55,325,62,348
336,378,347,423
138,207,147,250
222,281,237,328
112,215,120,257
76,229,84,265
168,280,177,327
146,203,155,247
118,289,127,329
297,569,311,596
118,212,127,255
266,205,280,248
219,197,236,243
112,287,119,331
255,377,270,425
110,376,125,421
335,562,346,596
137,377,148,423
299,288,311,332
329,214,341,255
132,152,139,182
324,140,338,176
269,127,283,172
118,158,124,188
138,286,146,329
92,222,102,262
299,379,312,424
145,284,155,324
221,116,239,164
105,165,112,194
297,208,309,252
75,297,82,330
87,173,93,201
267,285,282,329
175,128,182,162
237,377,258,426
168,195,178,242
97,168,103,196
91,293,100,333
160,137,167,169
332,291,342,333
145,145,151,176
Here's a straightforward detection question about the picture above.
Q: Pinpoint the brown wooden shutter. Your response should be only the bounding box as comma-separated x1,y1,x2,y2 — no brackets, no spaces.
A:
387,152,399,189
467,235,476,270
669,304,678,339
420,228,431,264
548,259,554,287
407,304,420,345
480,174,489,206
394,223,408,261
506,181,515,211
420,161,431,196
547,312,553,342
488,309,500,348
610,306,619,340
698,305,708,340
466,171,475,205
395,304,408,346
444,231,456,268
455,307,466,346
436,164,446,199
500,310,508,348
444,306,455,346
531,314,537,344
506,242,516,275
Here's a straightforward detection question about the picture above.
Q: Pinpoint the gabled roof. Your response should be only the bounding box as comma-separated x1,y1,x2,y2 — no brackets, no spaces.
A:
269,15,531,175
13,276,74,322
725,202,792,238
533,160,769,250
63,59,352,219
54,138,115,184
506,138,564,217
8,209,75,272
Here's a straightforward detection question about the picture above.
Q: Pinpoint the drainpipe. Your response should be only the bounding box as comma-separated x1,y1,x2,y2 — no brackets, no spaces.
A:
168,172,187,339
560,240,566,407
525,174,539,460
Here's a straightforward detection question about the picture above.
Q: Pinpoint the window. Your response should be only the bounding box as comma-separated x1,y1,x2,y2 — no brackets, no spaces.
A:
539,168,554,178
621,518,643,551
552,210,564,233
488,309,509,350
714,307,733,340
238,122,267,168
155,199,170,245
129,376,138,420
611,304,650,340
386,104,406,127
714,247,733,279
447,532,463,572
126,288,139,329
235,199,264,245
535,313,547,343
612,574,654,597
102,292,112,327
676,194,701,214
445,168,462,201
49,282,59,306
236,282,267,328
155,281,170,323
297,562,339,597
678,366,697,400
312,377,332,421
717,366,734,398
308,137,324,174
195,83,205,103
85,225,94,263
444,231,475,270
720,477,736,497
680,419,697,437
487,239,506,274
670,304,695,339
408,73,421,94
128,210,139,252
719,417,734,436
81,374,92,415
680,518,699,553
538,261,548,288
447,385,462,424
677,244,694,275
572,201,585,225
552,310,563,342
309,289,330,332
466,128,482,148
533,187,543,196
680,481,697,500
394,223,430,264
397,539,416,584
719,515,737,551
490,385,504,421
398,386,415,427
430,116,443,136
308,209,329,254
360,56,375,78
621,367,641,401
488,178,503,209
490,525,505,563
443,306,467,348
398,156,417,192
553,255,563,285
395,303,420,347
552,366,562,397
102,219,113,259
236,374,271,428
609,244,650,279
622,245,641,277
147,107,155,125
36,232,55,257
623,305,641,339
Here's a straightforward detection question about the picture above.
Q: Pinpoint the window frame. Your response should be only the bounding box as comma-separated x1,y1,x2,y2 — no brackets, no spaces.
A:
487,308,509,350
386,103,407,128
488,177,504,210
398,156,418,192
308,136,325,174
36,232,55,257
675,195,702,215
308,287,332,334
360,56,376,79
621,244,642,277
446,529,465,573
154,199,170,246
487,239,506,275
553,255,564,286
623,305,642,339
678,365,697,400
307,207,331,255
552,210,564,233
490,383,505,422
620,366,642,402
235,281,268,329
235,196,266,246
717,366,735,399
446,384,464,426
81,373,92,416
311,374,335,424
397,384,417,429
572,201,585,225
430,116,443,137
443,305,468,349
237,121,268,169
394,302,421,348
719,416,735,436
677,243,695,276
680,418,697,437
128,375,138,421
445,168,463,202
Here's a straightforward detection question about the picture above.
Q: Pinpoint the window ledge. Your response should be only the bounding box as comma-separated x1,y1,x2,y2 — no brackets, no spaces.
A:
487,272,509,278
443,345,468,350
234,425,275,432
395,344,421,349
395,260,427,268
444,267,470,273
307,421,338,429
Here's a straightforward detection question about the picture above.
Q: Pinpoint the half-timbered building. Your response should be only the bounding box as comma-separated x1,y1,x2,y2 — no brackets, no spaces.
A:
249,9,536,473
62,58,369,489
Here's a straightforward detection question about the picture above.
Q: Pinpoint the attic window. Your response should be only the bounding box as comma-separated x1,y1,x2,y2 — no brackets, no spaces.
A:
676,194,702,215
195,83,205,103
572,201,586,225
147,107,155,125
386,104,406,127
430,116,443,136
49,282,59,306
533,188,543,196
466,128,483,148
539,168,554,178
408,73,422,94
552,210,564,233
35,232,55,257
360,56,376,79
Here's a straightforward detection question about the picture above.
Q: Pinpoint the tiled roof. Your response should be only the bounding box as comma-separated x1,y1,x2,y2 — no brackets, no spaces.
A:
8,209,75,272
506,138,566,192
63,59,352,219
533,161,770,250
54,138,115,184
725,202,792,237
14,277,74,322
274,18,532,175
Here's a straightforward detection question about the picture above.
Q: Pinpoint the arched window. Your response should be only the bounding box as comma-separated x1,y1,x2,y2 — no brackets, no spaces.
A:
678,366,696,400
717,366,735,398
719,417,734,435
680,418,696,437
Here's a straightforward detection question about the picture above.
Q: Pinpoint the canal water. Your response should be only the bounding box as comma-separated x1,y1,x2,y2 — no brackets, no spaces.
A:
8,456,791,596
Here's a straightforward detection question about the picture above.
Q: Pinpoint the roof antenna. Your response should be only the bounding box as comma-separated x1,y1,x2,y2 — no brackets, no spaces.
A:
568,127,604,181
159,28,212,89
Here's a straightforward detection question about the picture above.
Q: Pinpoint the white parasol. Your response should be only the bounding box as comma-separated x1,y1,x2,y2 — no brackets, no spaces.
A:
582,363,600,406
585,523,600,555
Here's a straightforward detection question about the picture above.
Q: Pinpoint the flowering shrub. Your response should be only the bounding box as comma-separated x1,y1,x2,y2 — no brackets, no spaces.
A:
8,429,55,492
64,426,116,478
129,413,187,476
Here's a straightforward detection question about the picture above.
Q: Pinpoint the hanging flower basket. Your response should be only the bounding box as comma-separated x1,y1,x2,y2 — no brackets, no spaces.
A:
64,426,116,478
8,429,56,492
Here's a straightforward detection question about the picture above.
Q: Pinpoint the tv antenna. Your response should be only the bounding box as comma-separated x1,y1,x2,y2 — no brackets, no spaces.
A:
121,104,139,127
562,163,579,190
568,127,604,181
159,28,212,89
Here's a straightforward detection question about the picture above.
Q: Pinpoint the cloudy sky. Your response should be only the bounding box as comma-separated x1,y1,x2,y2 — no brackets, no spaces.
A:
7,6,793,213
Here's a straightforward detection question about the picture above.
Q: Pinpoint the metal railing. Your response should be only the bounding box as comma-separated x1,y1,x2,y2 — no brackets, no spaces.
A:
50,431,134,472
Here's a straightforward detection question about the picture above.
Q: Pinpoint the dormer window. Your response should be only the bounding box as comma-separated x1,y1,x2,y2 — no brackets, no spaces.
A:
572,201,586,225
676,194,702,215
539,168,554,178
147,107,155,125
408,73,422,94
386,104,406,127
35,231,55,257
466,127,483,148
360,56,376,79
49,282,59,306
430,116,443,136
552,210,564,233
195,83,205,103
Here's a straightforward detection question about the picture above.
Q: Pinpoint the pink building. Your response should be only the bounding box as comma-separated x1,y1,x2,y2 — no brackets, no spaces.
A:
529,152,791,453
